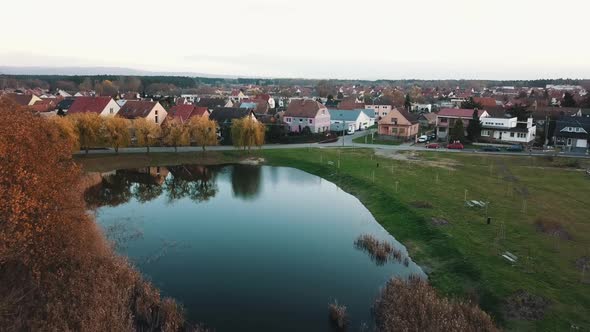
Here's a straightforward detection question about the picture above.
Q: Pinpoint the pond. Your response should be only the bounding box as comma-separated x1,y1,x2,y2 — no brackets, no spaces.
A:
86,164,423,331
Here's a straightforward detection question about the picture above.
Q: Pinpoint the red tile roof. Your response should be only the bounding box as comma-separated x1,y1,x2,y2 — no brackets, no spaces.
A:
5,93,34,106
118,100,158,119
438,108,485,118
68,96,112,114
285,99,326,118
168,104,208,123
473,97,498,107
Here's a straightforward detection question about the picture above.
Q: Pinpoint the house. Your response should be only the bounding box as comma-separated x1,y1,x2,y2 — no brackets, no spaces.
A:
410,103,432,113
229,90,247,103
436,108,490,140
118,100,167,125
68,96,120,116
253,94,275,109
195,97,229,111
167,104,209,123
480,117,536,144
328,109,372,132
378,109,420,140
418,112,437,127
5,93,42,106
338,98,365,110
283,99,330,133
365,104,393,119
552,117,590,152
238,100,270,115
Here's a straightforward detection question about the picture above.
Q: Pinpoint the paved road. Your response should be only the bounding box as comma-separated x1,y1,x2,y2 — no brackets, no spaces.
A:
75,131,590,159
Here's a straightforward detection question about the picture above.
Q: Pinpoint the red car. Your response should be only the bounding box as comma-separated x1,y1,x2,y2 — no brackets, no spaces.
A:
426,143,440,149
447,142,464,149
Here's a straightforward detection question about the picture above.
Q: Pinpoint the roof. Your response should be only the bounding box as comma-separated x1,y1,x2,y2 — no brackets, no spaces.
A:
239,102,258,109
419,112,437,122
338,99,365,110
438,108,486,118
399,110,419,124
195,98,227,109
328,109,364,121
554,117,590,139
118,100,157,119
68,96,112,114
209,108,255,124
168,104,208,123
285,99,326,118
473,97,498,107
5,93,34,106
56,98,76,110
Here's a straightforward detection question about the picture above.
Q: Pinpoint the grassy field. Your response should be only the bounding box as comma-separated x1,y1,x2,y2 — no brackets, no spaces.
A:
352,133,402,145
261,148,590,331
76,148,590,330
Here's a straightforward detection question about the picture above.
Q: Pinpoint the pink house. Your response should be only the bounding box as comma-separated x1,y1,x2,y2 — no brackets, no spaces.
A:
283,99,331,133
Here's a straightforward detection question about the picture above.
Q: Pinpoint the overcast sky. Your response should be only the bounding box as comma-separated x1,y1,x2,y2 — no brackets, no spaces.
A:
1,0,588,80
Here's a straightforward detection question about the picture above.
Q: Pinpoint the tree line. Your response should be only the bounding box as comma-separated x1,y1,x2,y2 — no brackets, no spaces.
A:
50,113,265,153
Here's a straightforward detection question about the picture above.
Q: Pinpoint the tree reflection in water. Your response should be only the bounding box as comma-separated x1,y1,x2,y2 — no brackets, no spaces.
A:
230,164,262,201
164,165,220,203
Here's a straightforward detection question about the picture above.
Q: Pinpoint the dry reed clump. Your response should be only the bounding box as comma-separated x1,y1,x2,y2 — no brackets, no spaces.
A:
374,275,498,332
503,290,551,321
534,217,572,240
0,102,194,331
355,234,405,265
328,300,348,330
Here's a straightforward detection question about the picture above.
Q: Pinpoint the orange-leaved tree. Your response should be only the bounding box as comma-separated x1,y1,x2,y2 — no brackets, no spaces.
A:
49,115,80,152
162,118,189,152
0,97,193,331
103,116,131,153
134,117,161,153
70,112,104,154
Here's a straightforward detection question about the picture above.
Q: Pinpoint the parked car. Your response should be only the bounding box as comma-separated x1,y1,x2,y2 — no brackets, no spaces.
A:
506,144,524,152
428,134,437,140
426,143,440,149
447,142,464,149
481,146,501,152
418,135,428,143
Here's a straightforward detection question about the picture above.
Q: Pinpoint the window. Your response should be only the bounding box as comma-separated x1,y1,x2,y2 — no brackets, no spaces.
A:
391,118,398,125
109,107,114,114
567,138,572,145
309,119,313,124
440,118,448,123
155,110,158,115
286,117,291,123
518,133,526,138
399,128,405,134
439,127,447,132
510,132,514,137
155,115,159,124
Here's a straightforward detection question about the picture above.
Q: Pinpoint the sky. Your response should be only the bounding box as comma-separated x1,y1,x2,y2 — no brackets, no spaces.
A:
1,0,589,80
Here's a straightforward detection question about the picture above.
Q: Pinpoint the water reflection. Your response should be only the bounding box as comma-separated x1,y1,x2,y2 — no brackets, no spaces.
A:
85,164,265,207
230,165,262,200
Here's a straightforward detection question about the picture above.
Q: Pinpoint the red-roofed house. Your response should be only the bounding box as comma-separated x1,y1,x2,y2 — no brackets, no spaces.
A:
284,99,330,133
118,100,167,125
436,108,489,140
254,94,275,109
5,93,42,106
68,96,120,116
473,97,498,108
167,104,209,123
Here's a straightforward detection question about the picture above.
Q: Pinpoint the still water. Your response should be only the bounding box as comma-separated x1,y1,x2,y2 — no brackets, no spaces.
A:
87,164,423,331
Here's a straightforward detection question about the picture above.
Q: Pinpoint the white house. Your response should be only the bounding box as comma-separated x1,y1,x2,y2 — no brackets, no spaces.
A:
328,109,373,131
480,117,536,143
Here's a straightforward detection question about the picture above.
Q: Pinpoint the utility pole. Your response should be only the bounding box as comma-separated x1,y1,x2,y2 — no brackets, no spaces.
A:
544,115,549,149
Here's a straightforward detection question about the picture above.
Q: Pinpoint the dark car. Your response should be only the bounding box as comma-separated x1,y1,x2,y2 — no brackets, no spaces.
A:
481,146,501,152
447,142,464,149
428,134,437,140
506,144,524,152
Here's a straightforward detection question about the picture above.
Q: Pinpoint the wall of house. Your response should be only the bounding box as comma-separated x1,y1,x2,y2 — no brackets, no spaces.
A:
99,99,121,117
481,127,536,143
144,103,168,125
285,112,330,133
365,105,392,118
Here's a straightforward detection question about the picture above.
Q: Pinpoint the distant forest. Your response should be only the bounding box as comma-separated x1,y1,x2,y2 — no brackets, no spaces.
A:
1,74,588,92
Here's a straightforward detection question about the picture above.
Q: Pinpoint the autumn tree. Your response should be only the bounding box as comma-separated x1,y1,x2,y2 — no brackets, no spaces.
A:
404,94,412,110
461,97,483,110
78,77,94,91
187,116,218,151
134,118,161,153
231,116,265,152
162,118,189,152
0,98,190,331
49,116,79,152
70,113,104,153
103,116,131,153
95,80,118,97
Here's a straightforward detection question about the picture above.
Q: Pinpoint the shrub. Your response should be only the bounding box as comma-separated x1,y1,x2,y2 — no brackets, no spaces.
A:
328,300,348,330
374,276,498,332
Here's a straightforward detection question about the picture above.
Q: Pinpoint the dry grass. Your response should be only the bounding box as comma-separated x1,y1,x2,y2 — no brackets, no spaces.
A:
374,275,498,332
354,234,405,265
410,200,433,209
328,300,348,330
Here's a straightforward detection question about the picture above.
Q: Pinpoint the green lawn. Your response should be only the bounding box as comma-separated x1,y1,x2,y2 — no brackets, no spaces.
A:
260,148,590,331
352,133,402,145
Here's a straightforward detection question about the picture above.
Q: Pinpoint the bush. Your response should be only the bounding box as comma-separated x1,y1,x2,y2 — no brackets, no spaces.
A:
374,276,498,332
0,101,190,331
